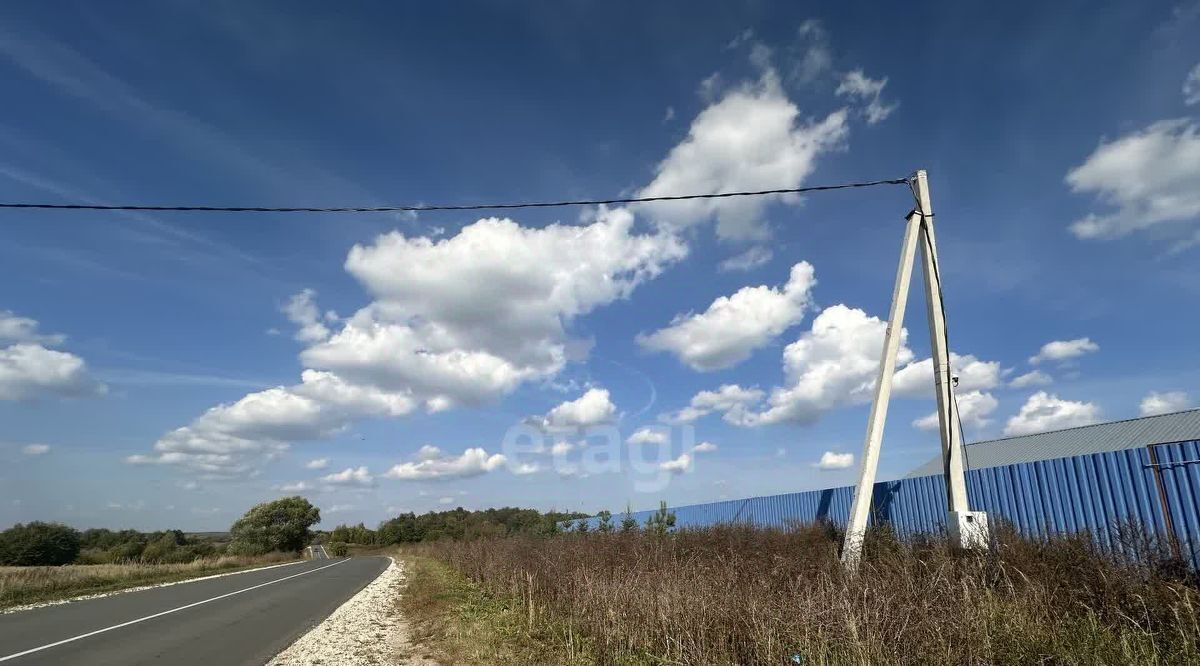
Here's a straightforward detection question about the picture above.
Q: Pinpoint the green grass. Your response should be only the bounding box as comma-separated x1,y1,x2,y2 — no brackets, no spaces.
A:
0,552,297,610
400,553,602,665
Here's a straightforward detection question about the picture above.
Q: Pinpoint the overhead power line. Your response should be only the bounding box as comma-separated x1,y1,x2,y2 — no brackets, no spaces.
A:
0,177,909,214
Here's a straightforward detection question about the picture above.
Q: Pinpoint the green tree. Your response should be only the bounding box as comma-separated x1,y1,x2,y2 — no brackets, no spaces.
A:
227,496,320,555
620,505,638,533
645,501,676,536
596,510,614,533
0,522,81,566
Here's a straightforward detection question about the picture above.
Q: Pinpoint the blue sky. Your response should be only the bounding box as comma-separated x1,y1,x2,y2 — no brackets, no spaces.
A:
1,1,1198,531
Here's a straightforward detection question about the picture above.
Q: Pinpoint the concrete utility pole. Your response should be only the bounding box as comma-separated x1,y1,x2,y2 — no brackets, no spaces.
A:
840,170,989,571
913,172,970,516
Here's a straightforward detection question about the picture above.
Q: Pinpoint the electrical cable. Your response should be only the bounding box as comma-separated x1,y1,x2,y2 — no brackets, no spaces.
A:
954,391,972,474
0,178,908,214
920,216,970,478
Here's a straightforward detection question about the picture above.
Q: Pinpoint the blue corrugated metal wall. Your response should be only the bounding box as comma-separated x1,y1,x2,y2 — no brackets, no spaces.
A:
568,440,1200,567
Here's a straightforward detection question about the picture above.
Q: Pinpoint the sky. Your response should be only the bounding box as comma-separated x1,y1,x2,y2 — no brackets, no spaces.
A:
1,1,1198,531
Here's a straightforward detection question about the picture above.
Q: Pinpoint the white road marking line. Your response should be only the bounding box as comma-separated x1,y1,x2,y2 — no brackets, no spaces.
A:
0,558,351,663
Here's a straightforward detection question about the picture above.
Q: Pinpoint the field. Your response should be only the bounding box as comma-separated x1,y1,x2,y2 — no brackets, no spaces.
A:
402,524,1200,665
0,552,296,609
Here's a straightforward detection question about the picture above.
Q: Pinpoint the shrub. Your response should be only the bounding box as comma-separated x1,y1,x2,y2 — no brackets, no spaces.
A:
0,522,81,566
326,541,349,557
139,532,183,563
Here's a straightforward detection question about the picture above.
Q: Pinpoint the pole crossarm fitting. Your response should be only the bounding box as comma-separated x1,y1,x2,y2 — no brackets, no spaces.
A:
840,170,990,571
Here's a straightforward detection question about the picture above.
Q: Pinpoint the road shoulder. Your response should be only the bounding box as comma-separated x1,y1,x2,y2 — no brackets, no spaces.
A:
269,557,435,665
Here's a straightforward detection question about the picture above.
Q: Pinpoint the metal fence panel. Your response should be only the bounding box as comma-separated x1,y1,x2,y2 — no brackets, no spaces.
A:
563,440,1200,565
1153,441,1200,568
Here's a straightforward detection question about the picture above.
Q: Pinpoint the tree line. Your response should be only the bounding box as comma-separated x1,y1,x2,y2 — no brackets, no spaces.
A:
0,496,321,566
326,506,586,547
0,498,592,566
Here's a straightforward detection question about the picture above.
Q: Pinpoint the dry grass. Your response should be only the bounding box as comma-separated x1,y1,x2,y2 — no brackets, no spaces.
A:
409,524,1200,665
0,551,296,609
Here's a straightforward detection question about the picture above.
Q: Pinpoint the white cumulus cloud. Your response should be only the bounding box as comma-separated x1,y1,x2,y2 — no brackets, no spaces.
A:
307,209,684,412
1029,338,1099,365
0,343,104,401
660,384,765,424
636,69,848,241
305,458,329,470
738,304,912,426
128,370,414,477
1066,120,1200,242
0,310,66,345
638,262,816,371
282,289,331,343
815,451,854,470
692,441,718,453
1010,370,1052,388
383,447,507,481
891,353,1002,397
20,443,50,456
539,388,617,429
627,427,668,446
912,390,999,432
675,305,1001,430
0,311,103,401
1140,391,1192,417
660,452,693,474
320,466,373,487
1003,392,1101,436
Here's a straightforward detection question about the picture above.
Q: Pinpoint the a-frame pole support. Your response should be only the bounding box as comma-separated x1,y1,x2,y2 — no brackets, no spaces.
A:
840,208,922,569
841,170,988,572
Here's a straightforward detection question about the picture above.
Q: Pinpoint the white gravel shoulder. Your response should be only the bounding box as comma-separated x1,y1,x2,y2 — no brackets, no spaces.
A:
269,557,433,666
2,559,307,614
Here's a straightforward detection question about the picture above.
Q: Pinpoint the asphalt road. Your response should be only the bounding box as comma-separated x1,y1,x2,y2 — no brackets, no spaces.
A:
0,556,389,665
